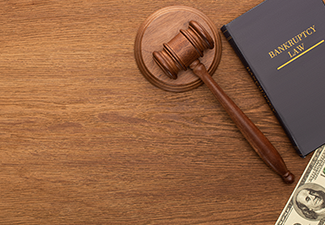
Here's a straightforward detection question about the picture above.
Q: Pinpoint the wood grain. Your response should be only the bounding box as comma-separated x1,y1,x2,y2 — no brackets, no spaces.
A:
0,0,313,224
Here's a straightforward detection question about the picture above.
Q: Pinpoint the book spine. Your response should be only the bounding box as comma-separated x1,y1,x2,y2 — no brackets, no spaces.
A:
221,25,303,157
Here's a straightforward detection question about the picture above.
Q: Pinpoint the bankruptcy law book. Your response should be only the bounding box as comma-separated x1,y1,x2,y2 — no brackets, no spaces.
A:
221,0,325,157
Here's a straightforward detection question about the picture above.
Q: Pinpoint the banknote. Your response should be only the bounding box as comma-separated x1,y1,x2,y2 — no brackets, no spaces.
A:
276,145,325,225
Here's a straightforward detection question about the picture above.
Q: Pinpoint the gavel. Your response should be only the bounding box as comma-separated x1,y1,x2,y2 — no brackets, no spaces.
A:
153,21,294,184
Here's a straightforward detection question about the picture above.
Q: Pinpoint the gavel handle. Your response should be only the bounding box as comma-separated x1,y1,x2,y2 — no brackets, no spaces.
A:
190,60,294,184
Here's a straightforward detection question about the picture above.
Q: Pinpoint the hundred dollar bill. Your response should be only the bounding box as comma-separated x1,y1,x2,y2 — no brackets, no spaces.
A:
276,145,325,225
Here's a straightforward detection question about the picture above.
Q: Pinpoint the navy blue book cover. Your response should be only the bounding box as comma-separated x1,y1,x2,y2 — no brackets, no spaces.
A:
221,0,325,157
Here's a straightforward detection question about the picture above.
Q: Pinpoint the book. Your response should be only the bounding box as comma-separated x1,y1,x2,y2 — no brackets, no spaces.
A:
221,0,325,157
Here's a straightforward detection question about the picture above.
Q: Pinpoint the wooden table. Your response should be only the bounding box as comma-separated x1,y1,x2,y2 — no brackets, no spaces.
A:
0,0,315,224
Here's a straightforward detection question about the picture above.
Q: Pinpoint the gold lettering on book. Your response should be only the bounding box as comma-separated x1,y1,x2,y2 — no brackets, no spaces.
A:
277,40,324,70
268,25,316,59
288,43,304,58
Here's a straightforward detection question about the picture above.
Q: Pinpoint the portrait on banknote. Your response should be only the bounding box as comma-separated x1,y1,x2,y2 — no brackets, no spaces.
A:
293,183,325,221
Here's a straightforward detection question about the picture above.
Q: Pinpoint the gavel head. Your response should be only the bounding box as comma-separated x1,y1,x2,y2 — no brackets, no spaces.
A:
153,21,214,79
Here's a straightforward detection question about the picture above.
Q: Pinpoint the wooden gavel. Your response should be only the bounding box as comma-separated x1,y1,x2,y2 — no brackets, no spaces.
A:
153,21,294,184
